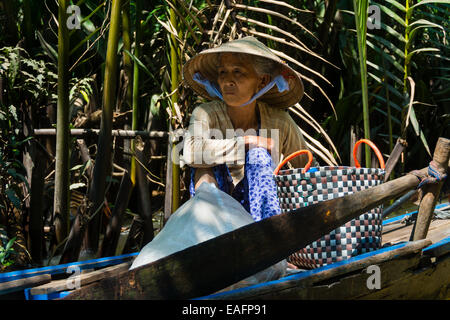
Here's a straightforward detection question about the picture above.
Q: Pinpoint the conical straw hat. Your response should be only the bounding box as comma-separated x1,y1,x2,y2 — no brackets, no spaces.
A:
182,36,304,109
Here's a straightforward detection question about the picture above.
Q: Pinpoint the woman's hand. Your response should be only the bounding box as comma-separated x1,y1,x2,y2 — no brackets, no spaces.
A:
194,167,219,190
244,135,275,153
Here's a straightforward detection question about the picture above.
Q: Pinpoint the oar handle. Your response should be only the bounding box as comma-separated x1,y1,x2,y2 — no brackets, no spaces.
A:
353,139,385,169
273,150,313,175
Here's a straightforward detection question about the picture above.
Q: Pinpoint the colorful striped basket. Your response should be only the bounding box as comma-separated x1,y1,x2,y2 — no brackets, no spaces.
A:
273,139,386,269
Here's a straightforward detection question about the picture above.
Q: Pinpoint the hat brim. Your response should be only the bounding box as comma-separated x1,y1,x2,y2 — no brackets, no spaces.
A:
182,37,304,109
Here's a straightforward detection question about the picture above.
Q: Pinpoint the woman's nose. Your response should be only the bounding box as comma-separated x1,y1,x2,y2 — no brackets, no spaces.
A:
222,73,235,86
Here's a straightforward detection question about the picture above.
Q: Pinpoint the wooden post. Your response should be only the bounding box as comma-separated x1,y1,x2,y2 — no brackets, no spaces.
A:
384,138,408,182
411,137,450,241
349,125,360,167
164,135,173,223
134,137,154,245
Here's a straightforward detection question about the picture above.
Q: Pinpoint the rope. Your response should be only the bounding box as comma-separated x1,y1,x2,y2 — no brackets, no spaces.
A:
409,160,448,189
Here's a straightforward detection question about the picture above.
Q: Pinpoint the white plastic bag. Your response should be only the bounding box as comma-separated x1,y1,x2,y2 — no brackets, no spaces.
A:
129,182,286,289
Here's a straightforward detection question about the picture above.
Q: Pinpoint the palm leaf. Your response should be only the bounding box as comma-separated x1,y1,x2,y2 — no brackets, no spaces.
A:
367,72,405,100
378,21,406,42
173,0,205,34
69,27,101,56
409,0,450,10
236,15,310,53
375,3,406,27
408,19,447,46
259,0,314,13
290,104,341,163
240,28,334,88
379,0,406,12
123,49,158,84
240,25,337,74
406,48,440,64
300,128,339,166
403,77,431,156
37,31,58,62
367,61,404,86
366,39,405,74
212,8,232,44
165,0,201,45
374,107,402,125
233,4,319,42
367,34,405,60
369,92,403,112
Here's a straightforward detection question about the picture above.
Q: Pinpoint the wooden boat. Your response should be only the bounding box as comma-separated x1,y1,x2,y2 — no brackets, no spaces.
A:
0,252,138,300
0,202,448,300
0,137,448,300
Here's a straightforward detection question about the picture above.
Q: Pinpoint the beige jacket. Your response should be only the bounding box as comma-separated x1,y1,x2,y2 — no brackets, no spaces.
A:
182,100,311,186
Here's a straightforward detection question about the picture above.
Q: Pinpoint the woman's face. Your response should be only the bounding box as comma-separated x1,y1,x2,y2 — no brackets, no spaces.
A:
217,53,266,107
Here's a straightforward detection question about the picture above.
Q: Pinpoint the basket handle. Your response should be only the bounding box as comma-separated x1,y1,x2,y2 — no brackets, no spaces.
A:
273,150,313,175
353,139,385,169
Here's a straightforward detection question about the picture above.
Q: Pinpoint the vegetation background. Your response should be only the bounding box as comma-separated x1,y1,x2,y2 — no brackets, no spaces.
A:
0,0,448,270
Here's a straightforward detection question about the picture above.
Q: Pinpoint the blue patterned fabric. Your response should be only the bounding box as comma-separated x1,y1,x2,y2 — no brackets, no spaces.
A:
189,147,281,222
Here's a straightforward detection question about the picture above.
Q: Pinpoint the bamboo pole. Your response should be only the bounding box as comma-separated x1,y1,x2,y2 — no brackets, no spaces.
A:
121,0,132,112
169,8,180,214
53,0,71,244
352,0,371,168
84,0,123,255
411,137,450,240
399,1,412,174
34,129,169,139
119,0,133,173
130,0,142,186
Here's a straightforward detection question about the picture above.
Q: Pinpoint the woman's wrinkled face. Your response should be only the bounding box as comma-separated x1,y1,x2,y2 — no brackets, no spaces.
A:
217,53,265,107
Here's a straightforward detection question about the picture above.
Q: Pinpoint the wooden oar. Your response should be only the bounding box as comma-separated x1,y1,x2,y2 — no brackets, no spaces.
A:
63,138,449,300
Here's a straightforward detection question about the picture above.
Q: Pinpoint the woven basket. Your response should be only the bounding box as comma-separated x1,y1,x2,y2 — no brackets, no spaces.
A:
273,140,385,269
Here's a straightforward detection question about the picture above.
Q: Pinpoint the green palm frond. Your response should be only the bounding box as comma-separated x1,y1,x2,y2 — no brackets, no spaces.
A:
361,0,450,157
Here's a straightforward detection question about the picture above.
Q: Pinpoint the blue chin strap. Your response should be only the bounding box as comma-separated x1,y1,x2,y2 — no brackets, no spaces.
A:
193,73,223,100
193,72,289,107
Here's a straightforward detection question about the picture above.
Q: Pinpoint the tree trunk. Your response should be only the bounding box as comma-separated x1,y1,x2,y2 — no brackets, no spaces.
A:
53,0,71,245
99,171,133,258
130,0,142,186
83,0,123,255
169,7,180,213
135,138,154,245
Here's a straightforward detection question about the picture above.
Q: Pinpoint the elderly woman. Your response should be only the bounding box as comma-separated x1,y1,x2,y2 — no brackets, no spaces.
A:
182,36,313,221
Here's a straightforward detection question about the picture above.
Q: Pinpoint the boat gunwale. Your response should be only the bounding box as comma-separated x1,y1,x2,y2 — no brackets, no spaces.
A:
196,235,450,300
